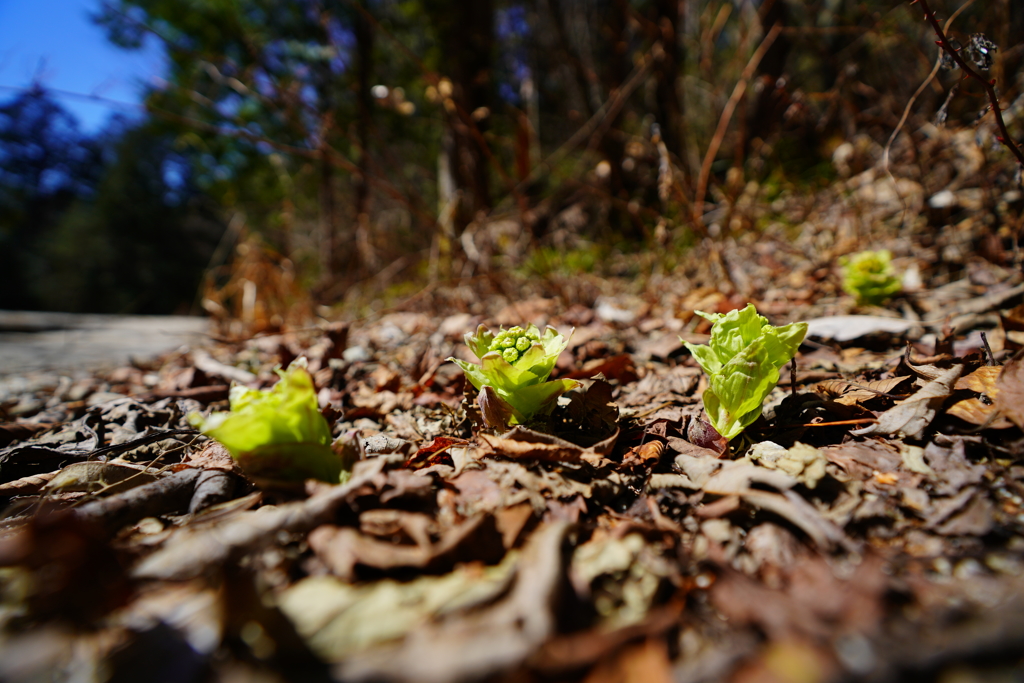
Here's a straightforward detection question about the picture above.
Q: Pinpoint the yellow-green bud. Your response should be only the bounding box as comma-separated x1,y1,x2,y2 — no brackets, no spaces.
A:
488,325,540,365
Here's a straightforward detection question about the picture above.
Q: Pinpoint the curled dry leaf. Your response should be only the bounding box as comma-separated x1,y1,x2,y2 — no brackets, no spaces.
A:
334,522,569,683
307,514,504,581
686,417,728,457
851,365,962,439
948,366,1012,428
477,426,618,469
816,376,912,406
994,356,1024,430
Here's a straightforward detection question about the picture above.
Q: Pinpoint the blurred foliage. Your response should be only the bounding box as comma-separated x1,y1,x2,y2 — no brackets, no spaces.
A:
0,88,222,313
0,0,1021,313
0,88,103,310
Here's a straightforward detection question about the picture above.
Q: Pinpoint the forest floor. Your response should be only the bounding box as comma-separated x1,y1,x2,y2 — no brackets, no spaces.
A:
3,139,1024,682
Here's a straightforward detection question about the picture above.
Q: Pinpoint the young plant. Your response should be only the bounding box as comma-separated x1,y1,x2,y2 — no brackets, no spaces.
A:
840,249,901,306
189,358,345,483
683,305,807,442
449,324,578,428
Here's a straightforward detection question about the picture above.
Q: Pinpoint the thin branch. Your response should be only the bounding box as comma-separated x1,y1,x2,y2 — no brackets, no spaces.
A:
503,46,656,205
883,0,976,220
884,0,976,174
913,0,1024,166
692,23,782,229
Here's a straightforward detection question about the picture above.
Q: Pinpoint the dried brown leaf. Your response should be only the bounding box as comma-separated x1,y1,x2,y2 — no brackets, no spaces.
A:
956,366,1000,394
478,426,618,468
308,514,503,581
741,489,857,552
686,418,728,457
711,554,887,640
851,365,962,438
702,458,798,496
817,376,911,406
335,522,569,683
995,356,1024,430
947,397,1012,428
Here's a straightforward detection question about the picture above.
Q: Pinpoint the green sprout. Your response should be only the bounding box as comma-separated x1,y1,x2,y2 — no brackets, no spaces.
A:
189,358,344,483
449,324,579,428
683,305,807,442
840,249,901,306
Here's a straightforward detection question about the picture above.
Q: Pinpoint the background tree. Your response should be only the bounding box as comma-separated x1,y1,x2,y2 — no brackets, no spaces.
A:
0,87,103,310
34,120,223,313
3,0,1021,314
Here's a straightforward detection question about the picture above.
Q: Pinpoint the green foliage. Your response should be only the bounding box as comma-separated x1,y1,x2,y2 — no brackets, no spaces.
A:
683,305,807,442
34,122,222,313
450,324,579,426
840,250,901,306
190,359,343,483
0,87,103,309
522,244,602,278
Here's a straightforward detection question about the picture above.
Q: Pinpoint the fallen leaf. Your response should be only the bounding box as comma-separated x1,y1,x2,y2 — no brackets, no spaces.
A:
899,444,935,477
851,365,962,438
686,418,728,457
335,522,569,683
703,458,798,496
478,426,618,468
406,436,467,470
804,316,916,342
307,514,504,581
711,554,886,639
741,490,857,552
922,439,986,496
956,366,1000,395
280,547,520,661
817,376,911,406
947,397,1012,428
995,356,1024,429
749,442,828,489
935,492,994,536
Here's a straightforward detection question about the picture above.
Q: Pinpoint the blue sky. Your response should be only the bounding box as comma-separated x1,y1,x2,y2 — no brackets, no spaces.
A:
0,0,165,132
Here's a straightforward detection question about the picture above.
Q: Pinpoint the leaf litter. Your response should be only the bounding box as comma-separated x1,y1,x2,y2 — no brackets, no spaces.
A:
3,263,1024,681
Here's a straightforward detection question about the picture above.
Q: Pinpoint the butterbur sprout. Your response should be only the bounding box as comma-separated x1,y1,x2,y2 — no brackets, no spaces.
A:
449,324,579,429
683,305,807,442
840,249,902,306
189,358,345,483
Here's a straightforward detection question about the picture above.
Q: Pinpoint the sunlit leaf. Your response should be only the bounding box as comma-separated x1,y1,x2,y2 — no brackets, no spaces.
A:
840,250,901,306
684,305,807,441
449,324,579,425
189,359,342,483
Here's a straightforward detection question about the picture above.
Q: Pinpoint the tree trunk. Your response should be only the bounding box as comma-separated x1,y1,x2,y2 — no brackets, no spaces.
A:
747,0,791,150
354,0,377,272
426,0,494,232
652,0,683,163
318,146,337,279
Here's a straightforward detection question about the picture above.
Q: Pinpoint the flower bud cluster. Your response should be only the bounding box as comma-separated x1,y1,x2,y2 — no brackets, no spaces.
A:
490,326,540,365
